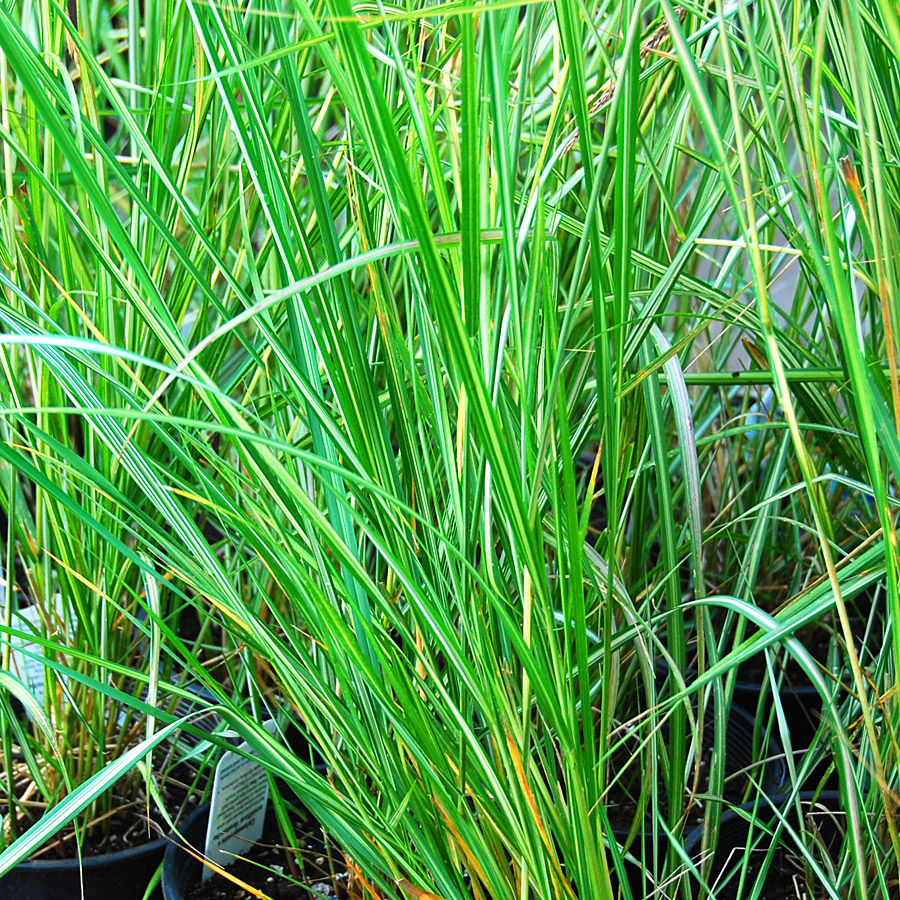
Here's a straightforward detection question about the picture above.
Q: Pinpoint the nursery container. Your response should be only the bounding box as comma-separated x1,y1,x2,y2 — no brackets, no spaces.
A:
684,791,842,900
162,799,337,900
1,835,167,900
612,702,786,897
733,668,823,751
161,803,207,900
163,749,328,900
734,586,886,752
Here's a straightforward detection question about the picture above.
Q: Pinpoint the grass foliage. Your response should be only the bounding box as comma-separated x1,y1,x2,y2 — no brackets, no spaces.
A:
0,0,899,897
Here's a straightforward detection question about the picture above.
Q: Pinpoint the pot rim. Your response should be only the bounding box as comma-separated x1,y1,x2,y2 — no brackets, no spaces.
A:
12,831,171,871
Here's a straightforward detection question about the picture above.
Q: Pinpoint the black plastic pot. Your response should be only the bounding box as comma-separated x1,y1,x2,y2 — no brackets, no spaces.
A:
683,791,842,900
734,656,825,751
162,799,320,900
161,803,208,900
610,703,786,897
610,702,787,833
734,589,886,754
1,835,167,900
163,761,326,900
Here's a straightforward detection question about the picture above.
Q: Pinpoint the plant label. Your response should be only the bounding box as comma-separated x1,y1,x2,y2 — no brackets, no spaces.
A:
203,720,277,880
3,594,67,706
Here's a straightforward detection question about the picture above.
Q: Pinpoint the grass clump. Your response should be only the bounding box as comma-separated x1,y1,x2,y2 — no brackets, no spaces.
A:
0,0,899,898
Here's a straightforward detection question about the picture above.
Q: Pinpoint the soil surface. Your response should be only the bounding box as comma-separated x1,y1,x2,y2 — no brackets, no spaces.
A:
184,810,348,900
3,761,204,860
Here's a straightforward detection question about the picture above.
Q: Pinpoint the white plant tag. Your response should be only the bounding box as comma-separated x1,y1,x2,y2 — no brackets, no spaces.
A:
202,719,278,880
4,595,67,706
